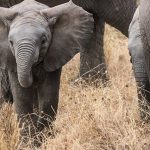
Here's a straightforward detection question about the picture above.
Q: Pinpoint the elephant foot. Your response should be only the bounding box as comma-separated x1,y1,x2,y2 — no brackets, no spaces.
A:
138,97,150,123
20,135,42,148
20,126,43,148
137,83,150,123
70,63,109,88
37,115,55,136
18,113,41,147
139,104,150,123
140,110,150,123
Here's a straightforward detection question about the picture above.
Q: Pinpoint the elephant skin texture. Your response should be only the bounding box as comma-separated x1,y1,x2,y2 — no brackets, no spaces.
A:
0,0,94,139
128,5,150,122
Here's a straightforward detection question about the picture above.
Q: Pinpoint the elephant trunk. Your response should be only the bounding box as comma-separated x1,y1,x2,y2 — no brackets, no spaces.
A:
16,41,35,88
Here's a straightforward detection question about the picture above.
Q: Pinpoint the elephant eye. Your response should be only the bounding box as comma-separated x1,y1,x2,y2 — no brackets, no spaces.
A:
9,40,13,47
41,35,47,45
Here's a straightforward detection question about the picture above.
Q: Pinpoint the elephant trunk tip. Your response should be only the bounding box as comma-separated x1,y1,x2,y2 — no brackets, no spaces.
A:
18,74,33,88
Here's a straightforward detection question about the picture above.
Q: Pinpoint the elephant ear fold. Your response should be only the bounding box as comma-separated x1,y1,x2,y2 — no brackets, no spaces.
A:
0,8,17,69
41,1,94,72
0,7,18,37
0,7,17,27
0,7,17,20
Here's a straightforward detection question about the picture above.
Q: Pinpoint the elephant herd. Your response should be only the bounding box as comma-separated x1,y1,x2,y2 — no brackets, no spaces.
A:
0,0,149,145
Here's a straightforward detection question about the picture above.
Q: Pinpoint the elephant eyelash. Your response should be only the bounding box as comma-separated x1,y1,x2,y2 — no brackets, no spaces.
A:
9,40,13,46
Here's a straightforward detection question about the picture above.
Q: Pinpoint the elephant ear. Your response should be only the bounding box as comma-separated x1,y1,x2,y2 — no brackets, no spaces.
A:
0,7,18,69
0,7,17,29
140,0,150,80
41,1,94,72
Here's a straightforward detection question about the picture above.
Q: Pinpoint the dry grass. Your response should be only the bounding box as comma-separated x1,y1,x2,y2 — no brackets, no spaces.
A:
0,25,150,150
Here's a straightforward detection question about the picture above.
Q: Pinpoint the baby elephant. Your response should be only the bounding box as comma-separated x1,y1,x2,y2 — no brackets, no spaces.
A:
0,0,93,134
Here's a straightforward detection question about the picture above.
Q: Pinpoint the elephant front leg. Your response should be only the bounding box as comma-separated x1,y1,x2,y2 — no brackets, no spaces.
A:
80,16,107,81
37,68,62,132
131,56,150,121
8,70,37,135
128,11,150,121
0,68,13,104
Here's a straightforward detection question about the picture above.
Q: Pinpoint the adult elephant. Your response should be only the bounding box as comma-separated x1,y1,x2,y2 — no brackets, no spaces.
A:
128,0,150,122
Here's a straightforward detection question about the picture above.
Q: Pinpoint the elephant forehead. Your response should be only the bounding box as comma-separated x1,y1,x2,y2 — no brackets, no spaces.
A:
9,25,47,42
11,0,49,13
11,12,48,28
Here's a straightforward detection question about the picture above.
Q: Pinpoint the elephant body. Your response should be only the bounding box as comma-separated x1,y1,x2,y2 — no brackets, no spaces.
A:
128,1,150,121
0,0,94,138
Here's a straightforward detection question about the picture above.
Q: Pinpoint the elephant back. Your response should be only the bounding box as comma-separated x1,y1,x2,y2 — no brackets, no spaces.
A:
139,0,150,80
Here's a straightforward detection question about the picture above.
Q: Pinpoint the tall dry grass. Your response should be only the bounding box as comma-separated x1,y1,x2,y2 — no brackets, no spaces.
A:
0,25,149,150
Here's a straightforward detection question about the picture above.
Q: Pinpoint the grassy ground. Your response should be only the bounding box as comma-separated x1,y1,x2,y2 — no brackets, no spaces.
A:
0,25,150,150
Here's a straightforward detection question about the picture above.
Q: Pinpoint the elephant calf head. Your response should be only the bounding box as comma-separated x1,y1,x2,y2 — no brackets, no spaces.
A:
0,0,94,88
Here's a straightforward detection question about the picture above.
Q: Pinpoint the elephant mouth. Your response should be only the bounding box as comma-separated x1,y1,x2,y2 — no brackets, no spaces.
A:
32,59,43,67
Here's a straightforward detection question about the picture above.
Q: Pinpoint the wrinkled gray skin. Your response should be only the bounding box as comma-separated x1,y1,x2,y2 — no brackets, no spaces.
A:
0,0,94,134
128,5,150,121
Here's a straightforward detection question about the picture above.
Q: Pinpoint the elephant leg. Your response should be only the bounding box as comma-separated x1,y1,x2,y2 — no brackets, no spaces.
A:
37,68,62,131
0,68,13,104
80,15,107,81
130,49,150,121
128,10,150,121
8,70,37,135
101,0,137,37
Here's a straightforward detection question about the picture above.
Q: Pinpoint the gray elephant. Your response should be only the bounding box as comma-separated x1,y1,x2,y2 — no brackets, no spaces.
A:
128,0,150,121
0,0,94,134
